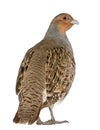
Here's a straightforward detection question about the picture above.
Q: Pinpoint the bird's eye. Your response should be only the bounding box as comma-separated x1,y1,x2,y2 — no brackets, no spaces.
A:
63,17,67,20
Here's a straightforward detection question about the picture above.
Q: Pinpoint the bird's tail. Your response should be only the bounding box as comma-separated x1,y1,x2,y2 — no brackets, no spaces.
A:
13,50,46,124
13,94,42,124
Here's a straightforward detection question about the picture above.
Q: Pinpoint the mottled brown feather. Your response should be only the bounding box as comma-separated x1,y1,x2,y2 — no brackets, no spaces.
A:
43,47,75,107
16,47,34,94
13,13,78,125
14,43,47,124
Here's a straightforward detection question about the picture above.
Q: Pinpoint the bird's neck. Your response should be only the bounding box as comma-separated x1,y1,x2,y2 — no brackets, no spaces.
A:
45,24,66,39
44,24,73,54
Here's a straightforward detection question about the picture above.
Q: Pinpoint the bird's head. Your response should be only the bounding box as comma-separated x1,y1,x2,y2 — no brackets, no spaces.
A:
51,13,79,34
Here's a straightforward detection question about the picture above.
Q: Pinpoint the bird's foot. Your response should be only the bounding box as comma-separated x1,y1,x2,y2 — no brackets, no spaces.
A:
36,119,69,125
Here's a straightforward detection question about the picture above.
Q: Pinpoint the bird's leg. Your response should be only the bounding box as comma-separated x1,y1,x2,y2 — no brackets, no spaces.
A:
44,106,69,125
49,105,55,121
36,106,69,125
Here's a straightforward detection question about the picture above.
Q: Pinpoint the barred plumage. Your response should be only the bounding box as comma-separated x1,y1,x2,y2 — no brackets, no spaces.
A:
44,47,75,107
13,13,78,125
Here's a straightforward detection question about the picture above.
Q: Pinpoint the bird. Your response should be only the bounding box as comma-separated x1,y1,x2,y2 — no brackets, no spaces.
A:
13,13,79,125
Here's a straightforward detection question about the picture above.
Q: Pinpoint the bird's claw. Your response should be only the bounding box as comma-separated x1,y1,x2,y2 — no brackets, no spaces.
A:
36,119,69,125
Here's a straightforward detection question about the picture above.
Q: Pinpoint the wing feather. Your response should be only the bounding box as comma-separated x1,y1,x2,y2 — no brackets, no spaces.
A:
16,47,34,94
44,47,75,106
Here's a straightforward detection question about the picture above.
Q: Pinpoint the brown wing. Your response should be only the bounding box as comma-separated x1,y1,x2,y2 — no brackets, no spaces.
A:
16,47,34,94
44,47,75,107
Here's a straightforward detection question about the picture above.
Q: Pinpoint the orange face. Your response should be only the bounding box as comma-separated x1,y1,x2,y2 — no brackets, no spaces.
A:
52,13,79,33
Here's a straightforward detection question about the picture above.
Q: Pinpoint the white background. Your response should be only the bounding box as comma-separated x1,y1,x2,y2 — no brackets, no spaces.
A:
0,0,100,130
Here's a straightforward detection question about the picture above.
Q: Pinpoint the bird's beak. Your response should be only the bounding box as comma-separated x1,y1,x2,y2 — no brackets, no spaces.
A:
71,19,79,25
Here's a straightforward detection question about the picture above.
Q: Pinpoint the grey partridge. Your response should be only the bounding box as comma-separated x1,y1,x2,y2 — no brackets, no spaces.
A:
13,13,79,125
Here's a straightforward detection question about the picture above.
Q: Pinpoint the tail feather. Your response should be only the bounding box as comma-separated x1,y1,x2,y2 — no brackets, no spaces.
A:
13,102,42,124
13,111,20,123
